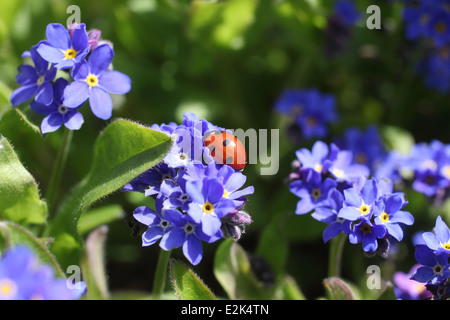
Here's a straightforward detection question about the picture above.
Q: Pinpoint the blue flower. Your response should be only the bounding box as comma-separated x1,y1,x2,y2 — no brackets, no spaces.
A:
275,89,338,140
159,209,222,265
312,188,352,243
123,162,176,196
422,216,450,254
10,45,56,107
186,177,236,237
289,169,337,215
411,245,450,285
295,140,333,174
338,178,381,222
393,265,432,300
374,194,414,241
349,219,387,253
30,78,84,133
133,202,175,246
63,44,131,120
0,246,84,300
334,0,361,26
337,125,387,173
37,23,90,70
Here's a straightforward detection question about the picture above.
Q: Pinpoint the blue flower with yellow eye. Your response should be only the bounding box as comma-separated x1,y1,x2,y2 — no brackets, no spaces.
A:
422,216,450,254
63,44,131,120
37,23,90,70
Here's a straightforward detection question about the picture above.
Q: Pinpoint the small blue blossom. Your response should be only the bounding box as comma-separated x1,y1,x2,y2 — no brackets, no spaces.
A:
37,23,90,70
0,246,85,300
159,209,222,265
334,0,361,26
290,169,337,215
10,45,56,107
411,245,450,285
275,89,338,140
393,265,432,300
348,219,387,253
63,44,131,120
422,215,450,254
186,177,236,237
30,78,84,134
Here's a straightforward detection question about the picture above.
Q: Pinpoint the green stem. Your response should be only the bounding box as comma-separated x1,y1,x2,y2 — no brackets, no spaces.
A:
327,233,347,279
152,249,171,298
46,128,73,216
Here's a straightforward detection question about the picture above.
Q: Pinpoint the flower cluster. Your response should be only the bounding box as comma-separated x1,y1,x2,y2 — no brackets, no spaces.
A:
125,113,254,265
0,246,85,300
379,140,450,203
274,89,338,142
410,216,450,300
393,265,432,300
402,0,450,93
288,140,414,255
10,23,131,133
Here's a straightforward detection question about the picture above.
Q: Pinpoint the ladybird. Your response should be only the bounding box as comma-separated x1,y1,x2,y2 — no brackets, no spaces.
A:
204,131,247,170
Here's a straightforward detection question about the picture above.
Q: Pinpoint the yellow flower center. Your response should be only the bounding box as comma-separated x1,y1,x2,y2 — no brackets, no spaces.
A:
436,21,447,34
202,202,214,214
442,243,450,251
223,190,229,198
315,164,323,173
360,223,372,234
86,74,99,87
64,48,78,59
291,104,303,116
306,116,317,127
0,279,17,299
443,165,450,179
36,75,45,86
359,204,371,216
380,212,389,223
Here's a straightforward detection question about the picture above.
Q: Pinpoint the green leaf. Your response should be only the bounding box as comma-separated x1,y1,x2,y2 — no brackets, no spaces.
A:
81,226,110,300
323,277,359,300
214,239,268,300
45,119,173,269
0,136,47,225
255,212,288,274
271,274,306,300
77,204,125,235
0,221,65,278
169,260,215,300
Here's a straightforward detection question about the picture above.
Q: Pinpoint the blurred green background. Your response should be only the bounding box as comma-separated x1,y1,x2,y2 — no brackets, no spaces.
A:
1,0,449,299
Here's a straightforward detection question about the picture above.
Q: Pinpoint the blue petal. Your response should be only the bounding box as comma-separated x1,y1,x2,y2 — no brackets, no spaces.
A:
71,23,89,51
200,214,222,237
337,206,360,221
88,44,114,75
159,228,185,250
45,23,70,49
386,223,404,241
206,179,224,204
186,180,206,204
63,81,89,108
411,267,435,283
422,232,441,251
390,210,414,225
343,188,362,207
361,178,377,205
10,84,37,107
362,234,378,252
435,216,450,243
187,203,203,223
15,65,38,86
71,60,90,81
89,87,113,120
30,100,57,115
98,71,132,94
142,228,163,246
183,235,203,265
53,78,69,103
323,223,343,243
63,110,84,130
34,82,54,105
295,197,314,215
212,198,235,218
414,245,438,267
133,206,159,226
384,194,404,214
37,42,65,64
41,113,63,133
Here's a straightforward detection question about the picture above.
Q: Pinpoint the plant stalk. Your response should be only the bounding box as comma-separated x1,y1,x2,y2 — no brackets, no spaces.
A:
152,249,172,299
328,233,347,279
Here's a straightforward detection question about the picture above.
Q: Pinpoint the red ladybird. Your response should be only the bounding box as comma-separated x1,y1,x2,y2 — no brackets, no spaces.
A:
204,131,247,170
